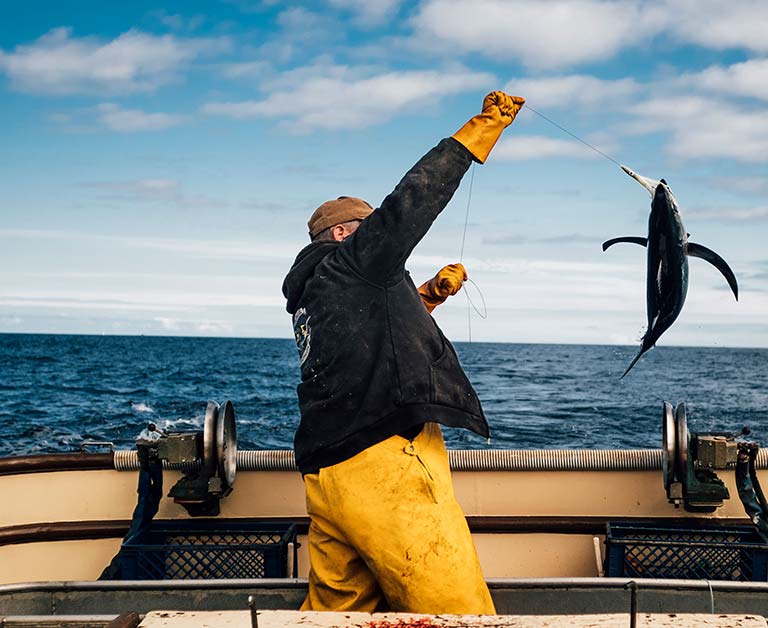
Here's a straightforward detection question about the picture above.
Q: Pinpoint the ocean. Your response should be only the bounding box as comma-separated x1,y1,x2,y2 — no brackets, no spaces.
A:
1,333,766,456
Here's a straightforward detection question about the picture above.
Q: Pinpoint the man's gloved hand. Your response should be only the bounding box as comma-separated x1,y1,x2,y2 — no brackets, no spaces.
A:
418,263,468,313
484,91,526,126
452,91,525,164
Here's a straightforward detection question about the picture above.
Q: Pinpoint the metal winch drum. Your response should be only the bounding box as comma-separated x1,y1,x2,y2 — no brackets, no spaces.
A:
138,399,238,516
662,401,739,512
203,399,237,488
661,400,768,536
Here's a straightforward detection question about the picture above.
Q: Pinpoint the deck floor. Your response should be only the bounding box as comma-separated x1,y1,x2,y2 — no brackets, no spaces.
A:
138,610,768,628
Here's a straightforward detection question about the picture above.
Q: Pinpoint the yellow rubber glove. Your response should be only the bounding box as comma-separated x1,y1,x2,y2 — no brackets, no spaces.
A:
452,91,525,164
418,263,468,313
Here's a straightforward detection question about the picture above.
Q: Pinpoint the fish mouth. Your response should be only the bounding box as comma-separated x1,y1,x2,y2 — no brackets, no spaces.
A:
653,178,681,211
621,165,661,196
655,179,672,200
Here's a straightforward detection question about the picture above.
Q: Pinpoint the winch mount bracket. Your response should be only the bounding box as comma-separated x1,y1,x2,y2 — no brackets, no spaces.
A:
151,400,238,516
662,401,733,513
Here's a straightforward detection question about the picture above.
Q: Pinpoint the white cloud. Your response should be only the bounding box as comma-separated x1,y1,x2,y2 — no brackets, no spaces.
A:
0,315,23,327
273,7,338,48
712,176,768,196
48,112,72,123
0,290,285,313
154,12,206,32
277,7,333,31
87,178,179,198
503,63,768,164
627,96,768,162
203,65,494,131
411,0,664,69
687,206,768,222
0,229,296,262
156,316,181,330
668,0,768,54
95,103,185,132
502,58,768,162
328,0,402,24
410,0,768,69
493,134,603,160
155,316,233,334
506,74,639,109
133,179,178,192
481,58,768,163
681,58,768,102
222,61,270,79
84,178,228,209
242,8,338,66
0,27,229,95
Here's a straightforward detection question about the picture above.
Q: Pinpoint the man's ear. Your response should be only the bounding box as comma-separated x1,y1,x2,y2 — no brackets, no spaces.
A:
332,224,346,242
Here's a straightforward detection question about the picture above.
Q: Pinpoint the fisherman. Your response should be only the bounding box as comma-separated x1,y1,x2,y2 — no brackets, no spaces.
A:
282,91,525,614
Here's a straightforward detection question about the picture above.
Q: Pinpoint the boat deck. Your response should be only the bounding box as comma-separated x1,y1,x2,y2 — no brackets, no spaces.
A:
4,451,768,625
4,578,768,623
138,610,767,628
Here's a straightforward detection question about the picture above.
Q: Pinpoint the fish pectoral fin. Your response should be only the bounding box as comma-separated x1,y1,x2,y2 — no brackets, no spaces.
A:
602,236,648,252
687,242,739,301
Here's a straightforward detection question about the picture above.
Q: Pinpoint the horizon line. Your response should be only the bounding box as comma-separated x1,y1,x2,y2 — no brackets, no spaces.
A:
0,330,765,351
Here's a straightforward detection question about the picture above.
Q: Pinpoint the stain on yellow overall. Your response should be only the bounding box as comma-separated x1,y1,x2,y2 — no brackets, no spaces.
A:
301,422,495,614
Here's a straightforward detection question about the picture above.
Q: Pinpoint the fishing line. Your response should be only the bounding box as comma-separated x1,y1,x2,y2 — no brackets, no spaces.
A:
459,162,476,264
465,291,473,343
458,163,482,343
455,104,623,346
463,279,488,342
465,278,488,319
524,104,624,168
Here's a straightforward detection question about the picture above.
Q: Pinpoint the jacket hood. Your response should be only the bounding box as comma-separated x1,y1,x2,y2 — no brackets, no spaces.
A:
282,241,338,314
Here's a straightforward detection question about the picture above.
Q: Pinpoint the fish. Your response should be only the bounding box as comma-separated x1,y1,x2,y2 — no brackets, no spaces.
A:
603,166,739,378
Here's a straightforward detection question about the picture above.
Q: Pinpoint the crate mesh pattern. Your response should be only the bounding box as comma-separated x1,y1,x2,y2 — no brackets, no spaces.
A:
605,523,768,581
119,522,297,580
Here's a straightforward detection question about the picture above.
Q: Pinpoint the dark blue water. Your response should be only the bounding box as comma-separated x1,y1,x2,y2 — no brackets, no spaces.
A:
1,333,766,455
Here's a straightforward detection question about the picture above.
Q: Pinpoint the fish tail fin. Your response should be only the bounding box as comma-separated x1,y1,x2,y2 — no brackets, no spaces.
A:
620,346,648,379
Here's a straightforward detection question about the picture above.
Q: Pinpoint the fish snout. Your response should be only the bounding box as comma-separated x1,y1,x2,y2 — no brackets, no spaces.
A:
621,165,661,197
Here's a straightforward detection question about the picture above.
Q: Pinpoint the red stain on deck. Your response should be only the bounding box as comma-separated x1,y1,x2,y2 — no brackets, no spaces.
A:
365,618,445,628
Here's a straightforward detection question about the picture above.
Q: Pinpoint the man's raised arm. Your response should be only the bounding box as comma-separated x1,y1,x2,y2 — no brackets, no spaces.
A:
338,91,525,284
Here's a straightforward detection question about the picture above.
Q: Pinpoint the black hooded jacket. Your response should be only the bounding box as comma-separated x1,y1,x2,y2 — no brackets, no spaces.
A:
282,138,489,475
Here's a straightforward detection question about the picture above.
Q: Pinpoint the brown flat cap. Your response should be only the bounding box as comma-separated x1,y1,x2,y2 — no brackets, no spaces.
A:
308,196,374,237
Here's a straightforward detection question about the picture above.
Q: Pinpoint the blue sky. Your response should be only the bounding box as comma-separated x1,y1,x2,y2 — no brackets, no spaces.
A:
1,0,766,346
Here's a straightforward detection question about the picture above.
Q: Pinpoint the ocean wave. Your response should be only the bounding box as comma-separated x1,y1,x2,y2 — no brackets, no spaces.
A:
158,416,204,430
38,383,127,395
2,335,766,454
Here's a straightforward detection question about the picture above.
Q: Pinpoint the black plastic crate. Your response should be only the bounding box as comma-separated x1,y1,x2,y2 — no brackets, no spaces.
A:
605,522,768,581
119,520,298,580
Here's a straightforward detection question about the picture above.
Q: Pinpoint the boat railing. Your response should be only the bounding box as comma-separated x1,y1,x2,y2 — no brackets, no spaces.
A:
110,448,768,473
